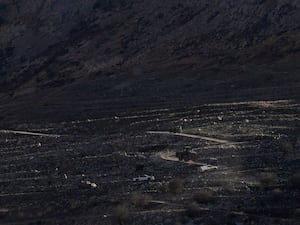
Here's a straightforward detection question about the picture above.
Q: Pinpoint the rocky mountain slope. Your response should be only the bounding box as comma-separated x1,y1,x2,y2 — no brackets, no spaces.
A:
0,0,299,122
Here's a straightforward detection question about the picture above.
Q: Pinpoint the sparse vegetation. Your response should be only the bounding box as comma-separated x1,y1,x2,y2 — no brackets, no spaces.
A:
259,173,277,189
158,182,169,193
186,202,201,218
112,205,129,224
295,208,300,218
288,171,300,189
222,183,235,194
168,179,184,194
1,99,299,224
111,151,125,167
129,192,152,207
0,16,5,26
193,190,214,204
279,140,294,157
111,151,125,161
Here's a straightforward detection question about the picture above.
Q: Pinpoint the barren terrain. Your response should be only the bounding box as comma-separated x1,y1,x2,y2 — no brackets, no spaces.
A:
0,1,299,225
1,99,299,225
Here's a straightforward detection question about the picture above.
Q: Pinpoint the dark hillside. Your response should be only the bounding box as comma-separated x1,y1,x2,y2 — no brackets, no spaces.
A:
0,0,299,122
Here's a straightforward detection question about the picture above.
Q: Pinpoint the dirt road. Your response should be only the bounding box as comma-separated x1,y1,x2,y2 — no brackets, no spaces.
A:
147,131,240,144
0,130,61,138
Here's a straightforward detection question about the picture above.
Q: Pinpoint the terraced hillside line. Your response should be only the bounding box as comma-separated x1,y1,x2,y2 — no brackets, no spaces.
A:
203,100,293,107
135,208,186,215
0,130,61,138
147,131,239,144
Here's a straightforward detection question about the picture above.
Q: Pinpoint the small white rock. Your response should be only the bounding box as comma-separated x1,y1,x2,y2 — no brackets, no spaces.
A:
90,183,97,188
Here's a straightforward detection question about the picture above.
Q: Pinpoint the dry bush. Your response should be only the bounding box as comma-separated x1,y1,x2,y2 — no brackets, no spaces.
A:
208,180,226,187
193,190,214,204
222,183,235,194
111,152,125,168
111,152,124,161
129,192,152,207
186,202,201,218
278,139,295,159
159,183,169,193
295,208,300,218
279,141,294,153
288,171,300,189
259,173,277,189
272,188,282,196
112,205,129,224
168,179,184,194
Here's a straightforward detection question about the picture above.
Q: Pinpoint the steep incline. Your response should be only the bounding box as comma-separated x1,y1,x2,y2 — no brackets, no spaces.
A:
0,0,299,122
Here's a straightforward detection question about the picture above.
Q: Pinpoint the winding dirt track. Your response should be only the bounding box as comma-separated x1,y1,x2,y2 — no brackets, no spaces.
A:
0,100,299,225
0,130,61,138
158,151,206,166
147,131,240,144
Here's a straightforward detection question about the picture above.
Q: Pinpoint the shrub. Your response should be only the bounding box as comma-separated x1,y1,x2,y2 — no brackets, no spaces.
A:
129,192,152,207
0,16,5,25
288,171,300,189
222,183,235,194
111,152,125,167
277,139,296,159
168,179,184,194
112,205,129,224
112,152,124,161
193,190,214,204
279,141,294,153
186,202,201,218
295,208,300,218
259,173,277,189
159,182,169,193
